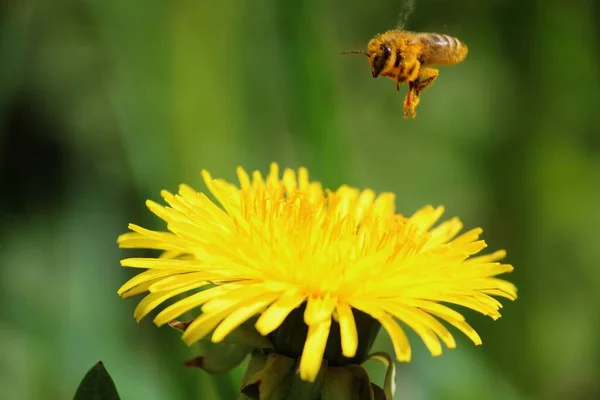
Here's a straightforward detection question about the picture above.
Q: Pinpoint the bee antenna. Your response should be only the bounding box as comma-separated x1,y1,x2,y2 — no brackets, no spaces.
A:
340,50,368,56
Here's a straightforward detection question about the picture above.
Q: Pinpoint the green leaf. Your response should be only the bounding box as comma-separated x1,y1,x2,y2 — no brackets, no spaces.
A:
73,361,121,400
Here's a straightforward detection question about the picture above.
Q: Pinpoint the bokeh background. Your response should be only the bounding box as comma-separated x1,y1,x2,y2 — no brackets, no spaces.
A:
1,0,599,399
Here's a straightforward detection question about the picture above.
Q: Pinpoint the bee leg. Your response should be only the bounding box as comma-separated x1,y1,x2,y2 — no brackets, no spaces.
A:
403,86,412,118
413,67,439,97
404,68,438,118
403,83,420,119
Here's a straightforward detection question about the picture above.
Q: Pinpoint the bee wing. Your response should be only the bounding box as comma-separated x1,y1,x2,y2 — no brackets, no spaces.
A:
410,33,466,65
407,33,429,45
412,33,461,49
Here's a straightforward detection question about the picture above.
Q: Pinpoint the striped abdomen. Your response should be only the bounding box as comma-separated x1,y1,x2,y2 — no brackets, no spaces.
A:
414,33,468,66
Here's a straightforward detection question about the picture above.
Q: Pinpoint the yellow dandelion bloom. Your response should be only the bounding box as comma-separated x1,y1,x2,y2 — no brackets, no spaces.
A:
118,163,517,382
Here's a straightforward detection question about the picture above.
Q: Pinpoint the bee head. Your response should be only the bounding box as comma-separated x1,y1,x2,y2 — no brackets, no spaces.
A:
367,39,395,78
341,31,403,78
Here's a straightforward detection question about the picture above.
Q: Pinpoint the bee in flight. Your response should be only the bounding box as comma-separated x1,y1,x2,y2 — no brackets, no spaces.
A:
342,29,468,119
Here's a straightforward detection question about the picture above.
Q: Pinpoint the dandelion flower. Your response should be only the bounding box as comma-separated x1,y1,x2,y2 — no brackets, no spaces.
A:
118,163,517,382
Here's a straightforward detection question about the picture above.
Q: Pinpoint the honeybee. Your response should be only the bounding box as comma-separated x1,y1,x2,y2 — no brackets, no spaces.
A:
342,30,468,118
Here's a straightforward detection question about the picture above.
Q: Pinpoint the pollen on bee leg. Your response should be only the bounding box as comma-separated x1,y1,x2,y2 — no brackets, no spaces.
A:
403,85,420,119
402,67,439,119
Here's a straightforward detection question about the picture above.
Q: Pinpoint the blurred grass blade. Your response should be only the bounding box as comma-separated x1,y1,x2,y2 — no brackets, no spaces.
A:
73,361,121,400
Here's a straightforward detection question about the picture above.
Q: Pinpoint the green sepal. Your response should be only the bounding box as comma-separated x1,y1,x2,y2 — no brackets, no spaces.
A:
73,361,121,400
169,318,273,349
322,365,374,400
227,320,274,350
184,341,253,374
243,350,269,377
347,365,376,400
237,351,269,400
366,352,396,400
321,367,353,399
370,383,386,400
284,359,327,400
170,318,274,374
240,352,296,400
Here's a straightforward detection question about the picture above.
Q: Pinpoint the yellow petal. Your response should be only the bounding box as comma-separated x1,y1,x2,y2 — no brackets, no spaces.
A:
201,282,267,313
379,313,411,362
336,302,358,358
304,295,337,326
425,217,463,248
409,205,444,232
133,280,207,322
121,277,166,299
148,272,209,292
117,269,174,296
236,166,251,189
211,292,279,342
120,258,206,271
181,305,238,345
251,169,265,189
452,228,483,244
201,171,243,222
352,300,411,362
481,287,517,301
299,319,331,382
298,167,309,190
465,249,506,264
117,230,185,252
386,306,443,356
403,299,466,322
282,168,297,195
255,290,306,335
460,240,488,256
373,192,395,216
425,308,482,345
434,294,501,319
153,285,229,326
145,199,183,223
266,162,280,189
400,305,455,349
354,189,375,224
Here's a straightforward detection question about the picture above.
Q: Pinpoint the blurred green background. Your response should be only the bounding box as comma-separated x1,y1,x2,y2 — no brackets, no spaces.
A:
1,0,599,399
